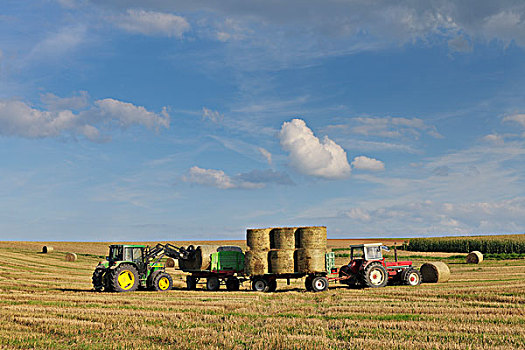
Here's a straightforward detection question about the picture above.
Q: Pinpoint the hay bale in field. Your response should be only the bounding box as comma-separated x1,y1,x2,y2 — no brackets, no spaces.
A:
296,249,325,273
246,228,271,250
179,245,219,271
244,250,269,275
269,249,295,274
297,226,327,249
270,227,296,250
420,262,450,283
165,257,177,268
65,253,77,262
42,246,53,253
466,251,483,264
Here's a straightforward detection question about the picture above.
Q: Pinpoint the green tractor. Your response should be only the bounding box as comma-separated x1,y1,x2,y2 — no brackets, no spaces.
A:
92,243,191,292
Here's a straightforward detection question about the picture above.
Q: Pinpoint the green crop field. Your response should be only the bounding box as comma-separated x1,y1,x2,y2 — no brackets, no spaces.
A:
407,234,525,254
0,241,524,349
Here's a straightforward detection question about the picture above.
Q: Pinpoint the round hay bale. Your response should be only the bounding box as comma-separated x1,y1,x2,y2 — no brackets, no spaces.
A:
179,245,219,271
42,246,53,253
297,226,327,249
65,253,77,262
244,250,269,275
165,257,177,268
466,251,483,264
246,228,271,250
270,227,296,250
268,249,295,274
296,249,325,273
420,262,450,283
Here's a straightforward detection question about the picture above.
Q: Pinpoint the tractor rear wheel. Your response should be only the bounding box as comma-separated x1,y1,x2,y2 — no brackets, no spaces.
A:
310,276,329,292
186,275,197,290
402,268,422,286
109,264,139,292
152,272,173,291
360,262,388,288
206,276,220,291
226,277,240,291
252,278,269,292
92,268,106,292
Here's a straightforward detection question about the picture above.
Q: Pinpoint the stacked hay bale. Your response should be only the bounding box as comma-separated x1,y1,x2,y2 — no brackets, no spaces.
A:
42,246,53,253
466,251,483,264
245,226,327,275
420,262,450,283
245,228,271,275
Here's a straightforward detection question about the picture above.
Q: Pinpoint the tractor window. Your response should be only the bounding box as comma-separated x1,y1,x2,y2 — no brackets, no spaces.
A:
366,246,382,260
351,247,364,260
110,247,123,261
132,248,143,263
123,248,133,261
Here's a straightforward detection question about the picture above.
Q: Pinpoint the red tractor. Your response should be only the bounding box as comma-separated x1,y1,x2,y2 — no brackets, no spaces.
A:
337,243,421,288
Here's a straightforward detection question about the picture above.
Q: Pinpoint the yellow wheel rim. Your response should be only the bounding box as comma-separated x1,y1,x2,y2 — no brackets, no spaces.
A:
158,277,170,290
118,270,135,290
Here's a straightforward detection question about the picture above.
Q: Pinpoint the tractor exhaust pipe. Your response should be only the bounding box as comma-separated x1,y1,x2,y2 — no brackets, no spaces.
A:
394,243,398,262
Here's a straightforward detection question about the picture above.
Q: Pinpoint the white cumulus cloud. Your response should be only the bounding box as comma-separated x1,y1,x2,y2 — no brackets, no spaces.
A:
183,166,236,189
279,119,351,179
116,9,190,38
351,156,385,171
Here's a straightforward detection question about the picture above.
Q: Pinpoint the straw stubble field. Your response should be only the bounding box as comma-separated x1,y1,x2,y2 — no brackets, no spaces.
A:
0,241,524,349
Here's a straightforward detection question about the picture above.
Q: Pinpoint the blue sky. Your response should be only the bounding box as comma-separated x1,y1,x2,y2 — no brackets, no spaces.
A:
1,1,525,241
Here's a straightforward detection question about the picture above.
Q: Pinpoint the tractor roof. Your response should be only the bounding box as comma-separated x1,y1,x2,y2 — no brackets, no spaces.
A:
349,243,383,248
109,244,146,248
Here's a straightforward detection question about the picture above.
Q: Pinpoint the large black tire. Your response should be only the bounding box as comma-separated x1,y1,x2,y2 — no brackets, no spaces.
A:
402,268,422,286
152,272,173,291
186,275,197,290
226,277,240,291
92,268,105,292
252,278,269,292
267,279,277,293
109,264,140,292
338,265,357,286
206,276,220,291
360,262,388,288
310,276,329,292
147,270,161,290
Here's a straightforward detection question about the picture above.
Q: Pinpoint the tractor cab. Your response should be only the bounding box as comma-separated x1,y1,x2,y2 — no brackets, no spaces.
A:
107,245,145,266
350,243,385,261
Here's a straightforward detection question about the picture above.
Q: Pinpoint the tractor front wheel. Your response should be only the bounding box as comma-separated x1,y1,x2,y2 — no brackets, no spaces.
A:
402,268,422,286
152,272,173,291
206,276,220,291
109,264,139,292
310,276,329,292
92,267,106,292
361,262,388,288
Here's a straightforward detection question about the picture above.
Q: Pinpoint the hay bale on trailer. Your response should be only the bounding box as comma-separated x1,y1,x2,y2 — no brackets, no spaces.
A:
65,253,77,262
297,226,327,249
42,246,54,253
269,249,295,274
245,250,269,275
296,249,325,273
420,262,450,283
247,228,271,250
165,257,177,268
466,251,483,264
179,245,219,271
270,227,296,250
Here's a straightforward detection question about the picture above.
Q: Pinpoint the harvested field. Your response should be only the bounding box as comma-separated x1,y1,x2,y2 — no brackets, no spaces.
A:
0,241,524,349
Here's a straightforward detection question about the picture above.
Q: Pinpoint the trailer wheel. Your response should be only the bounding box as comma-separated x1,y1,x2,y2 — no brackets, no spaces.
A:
310,276,328,292
361,262,388,288
267,279,277,292
206,276,220,291
402,268,422,286
186,275,197,290
152,272,173,292
226,277,240,291
252,278,269,292
92,267,105,292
